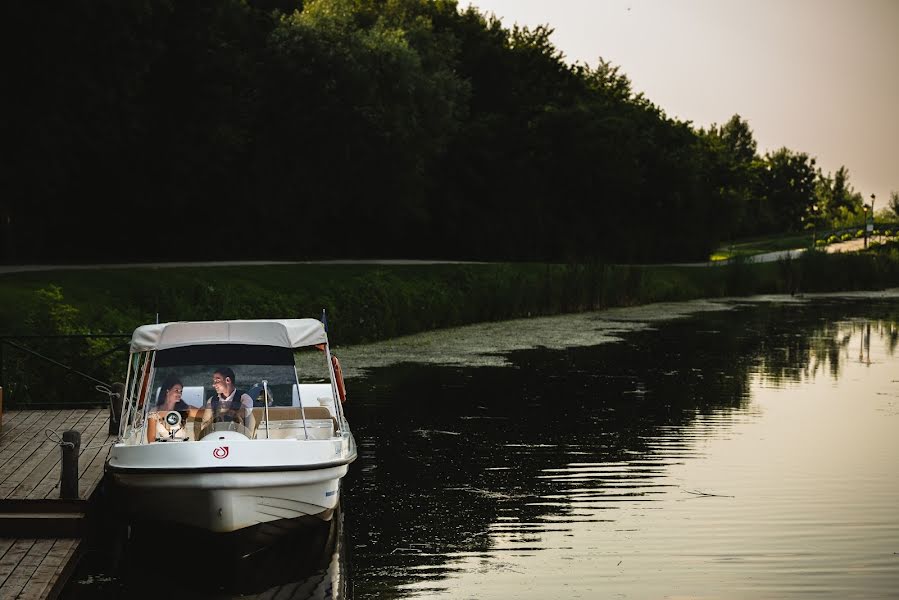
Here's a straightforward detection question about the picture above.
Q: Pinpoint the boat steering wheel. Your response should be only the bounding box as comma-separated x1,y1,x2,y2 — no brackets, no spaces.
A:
198,418,253,440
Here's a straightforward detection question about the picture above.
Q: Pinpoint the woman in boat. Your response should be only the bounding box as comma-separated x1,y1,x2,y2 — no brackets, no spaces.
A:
157,375,190,412
147,375,190,442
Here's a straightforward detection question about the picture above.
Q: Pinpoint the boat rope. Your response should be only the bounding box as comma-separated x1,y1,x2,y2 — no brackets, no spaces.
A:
96,383,122,416
95,383,115,395
83,439,119,449
44,428,75,449
1,339,111,387
44,428,118,450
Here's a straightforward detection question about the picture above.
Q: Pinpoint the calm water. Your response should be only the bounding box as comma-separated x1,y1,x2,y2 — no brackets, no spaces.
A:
66,293,899,599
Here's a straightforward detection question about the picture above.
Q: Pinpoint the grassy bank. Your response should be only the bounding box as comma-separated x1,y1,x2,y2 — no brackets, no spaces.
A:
712,223,899,261
2,248,899,406
711,232,815,261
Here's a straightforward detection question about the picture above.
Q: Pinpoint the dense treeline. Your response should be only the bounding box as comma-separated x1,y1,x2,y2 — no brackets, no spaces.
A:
0,0,883,264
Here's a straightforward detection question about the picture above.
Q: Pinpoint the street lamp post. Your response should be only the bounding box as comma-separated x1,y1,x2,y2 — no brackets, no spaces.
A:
864,194,876,249
810,204,819,248
863,203,869,249
870,193,876,242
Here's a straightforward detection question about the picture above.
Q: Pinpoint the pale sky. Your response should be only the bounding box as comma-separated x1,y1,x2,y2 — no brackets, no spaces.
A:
461,0,898,209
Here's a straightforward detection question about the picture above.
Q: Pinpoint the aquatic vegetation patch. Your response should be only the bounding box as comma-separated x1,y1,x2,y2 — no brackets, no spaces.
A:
339,299,740,376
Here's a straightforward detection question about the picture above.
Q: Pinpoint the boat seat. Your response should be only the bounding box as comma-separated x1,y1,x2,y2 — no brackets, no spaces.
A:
181,386,206,408
292,383,335,408
251,406,338,438
154,386,206,408
251,406,332,420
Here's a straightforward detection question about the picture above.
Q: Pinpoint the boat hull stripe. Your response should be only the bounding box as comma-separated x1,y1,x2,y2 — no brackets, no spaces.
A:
106,456,355,474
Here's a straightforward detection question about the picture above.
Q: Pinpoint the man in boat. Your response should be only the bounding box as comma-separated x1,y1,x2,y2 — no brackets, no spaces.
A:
201,367,256,431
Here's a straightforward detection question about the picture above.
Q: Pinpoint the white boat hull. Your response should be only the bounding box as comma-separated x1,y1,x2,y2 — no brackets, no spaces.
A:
107,435,355,533
111,466,347,532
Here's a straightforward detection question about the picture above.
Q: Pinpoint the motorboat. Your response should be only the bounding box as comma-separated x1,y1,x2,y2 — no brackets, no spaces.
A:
105,318,356,534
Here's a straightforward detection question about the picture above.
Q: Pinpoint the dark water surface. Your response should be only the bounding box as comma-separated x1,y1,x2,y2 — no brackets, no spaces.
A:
66,293,899,599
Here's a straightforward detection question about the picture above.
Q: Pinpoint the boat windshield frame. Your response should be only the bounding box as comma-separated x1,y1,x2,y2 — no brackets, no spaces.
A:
118,341,347,444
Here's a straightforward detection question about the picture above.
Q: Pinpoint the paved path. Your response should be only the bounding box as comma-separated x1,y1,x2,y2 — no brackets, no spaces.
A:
0,259,484,276
696,237,879,266
0,240,882,276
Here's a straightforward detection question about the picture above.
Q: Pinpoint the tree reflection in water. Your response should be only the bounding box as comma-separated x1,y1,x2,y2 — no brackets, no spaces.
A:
343,296,899,598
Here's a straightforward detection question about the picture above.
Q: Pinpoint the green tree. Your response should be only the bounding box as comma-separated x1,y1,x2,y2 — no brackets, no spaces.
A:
757,148,817,233
700,114,761,238
815,166,864,229
1,0,863,264
889,191,899,220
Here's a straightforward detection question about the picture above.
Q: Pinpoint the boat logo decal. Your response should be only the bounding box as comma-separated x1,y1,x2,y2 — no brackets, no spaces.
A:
213,446,229,459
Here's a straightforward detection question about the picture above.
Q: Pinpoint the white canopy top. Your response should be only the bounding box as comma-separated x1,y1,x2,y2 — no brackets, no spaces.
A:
130,319,328,352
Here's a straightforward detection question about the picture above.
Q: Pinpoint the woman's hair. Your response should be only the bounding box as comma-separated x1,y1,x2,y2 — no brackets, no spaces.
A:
157,374,183,406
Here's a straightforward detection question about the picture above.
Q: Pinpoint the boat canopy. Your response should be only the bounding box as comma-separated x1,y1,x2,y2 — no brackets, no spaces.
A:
130,319,328,352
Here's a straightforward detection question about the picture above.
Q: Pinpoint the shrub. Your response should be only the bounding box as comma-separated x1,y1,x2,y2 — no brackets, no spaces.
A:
815,239,827,247
827,235,839,244
841,233,853,242
855,229,864,238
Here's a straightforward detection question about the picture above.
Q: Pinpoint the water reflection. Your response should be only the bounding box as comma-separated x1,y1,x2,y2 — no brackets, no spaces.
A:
66,504,349,599
752,303,899,384
343,295,899,598
64,294,899,599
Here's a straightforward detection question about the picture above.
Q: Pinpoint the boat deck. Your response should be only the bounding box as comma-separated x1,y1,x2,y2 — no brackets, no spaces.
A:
0,408,115,599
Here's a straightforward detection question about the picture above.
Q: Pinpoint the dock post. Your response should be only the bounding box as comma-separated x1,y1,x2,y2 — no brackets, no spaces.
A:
108,382,125,435
60,430,81,499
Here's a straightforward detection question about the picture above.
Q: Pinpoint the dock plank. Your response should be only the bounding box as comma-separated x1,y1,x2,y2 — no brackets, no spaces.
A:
0,539,36,591
38,410,112,501
74,411,110,472
8,410,90,500
0,542,13,565
0,411,25,434
0,412,77,499
27,412,100,500
0,412,55,463
0,427,45,487
79,410,110,450
62,410,110,500
14,538,78,600
0,411,64,467
21,410,99,501
78,433,115,499
0,409,118,599
0,411,40,443
0,539,54,599
0,408,114,503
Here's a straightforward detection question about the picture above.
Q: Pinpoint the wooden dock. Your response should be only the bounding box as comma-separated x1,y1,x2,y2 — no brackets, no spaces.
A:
0,408,115,600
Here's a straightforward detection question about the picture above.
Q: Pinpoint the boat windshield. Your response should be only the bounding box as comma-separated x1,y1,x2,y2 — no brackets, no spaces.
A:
152,344,300,409
124,344,338,443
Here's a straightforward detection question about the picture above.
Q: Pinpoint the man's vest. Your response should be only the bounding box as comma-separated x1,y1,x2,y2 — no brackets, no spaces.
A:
211,389,247,422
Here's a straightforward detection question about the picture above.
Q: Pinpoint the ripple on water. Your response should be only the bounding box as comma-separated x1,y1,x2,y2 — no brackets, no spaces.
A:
344,294,899,600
